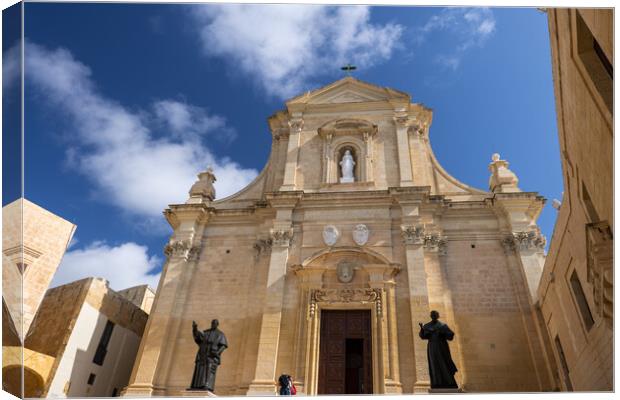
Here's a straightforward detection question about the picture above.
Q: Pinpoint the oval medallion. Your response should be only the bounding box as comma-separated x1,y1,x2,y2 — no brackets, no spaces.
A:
323,225,340,246
352,224,369,246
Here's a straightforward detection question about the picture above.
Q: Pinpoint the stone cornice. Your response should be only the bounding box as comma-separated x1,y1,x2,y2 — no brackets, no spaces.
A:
163,203,213,229
265,191,304,208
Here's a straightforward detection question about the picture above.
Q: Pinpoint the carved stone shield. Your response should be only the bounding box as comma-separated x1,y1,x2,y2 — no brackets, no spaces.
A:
323,225,340,246
352,224,369,246
337,261,355,283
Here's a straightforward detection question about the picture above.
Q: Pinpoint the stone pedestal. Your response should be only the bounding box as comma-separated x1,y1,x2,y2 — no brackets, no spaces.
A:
428,388,464,394
180,389,217,397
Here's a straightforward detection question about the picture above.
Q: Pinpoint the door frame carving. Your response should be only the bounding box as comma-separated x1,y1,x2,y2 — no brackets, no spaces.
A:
304,289,385,395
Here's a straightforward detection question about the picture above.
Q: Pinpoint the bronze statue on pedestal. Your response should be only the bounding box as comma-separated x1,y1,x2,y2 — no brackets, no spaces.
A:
190,319,228,392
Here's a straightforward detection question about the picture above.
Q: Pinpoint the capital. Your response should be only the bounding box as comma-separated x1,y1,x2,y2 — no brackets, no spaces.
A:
288,118,304,132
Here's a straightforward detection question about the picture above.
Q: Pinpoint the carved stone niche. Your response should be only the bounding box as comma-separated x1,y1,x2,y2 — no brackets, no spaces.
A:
318,118,378,185
586,221,613,323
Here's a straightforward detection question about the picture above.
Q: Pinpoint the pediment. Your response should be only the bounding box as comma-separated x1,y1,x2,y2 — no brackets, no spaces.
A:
286,77,410,107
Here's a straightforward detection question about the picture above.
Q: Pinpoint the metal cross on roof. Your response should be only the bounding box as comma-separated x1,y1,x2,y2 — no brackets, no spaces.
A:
341,64,357,76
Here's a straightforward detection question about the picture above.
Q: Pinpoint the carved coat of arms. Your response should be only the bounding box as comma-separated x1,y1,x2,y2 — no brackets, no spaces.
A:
323,225,340,246
352,224,369,246
337,261,355,283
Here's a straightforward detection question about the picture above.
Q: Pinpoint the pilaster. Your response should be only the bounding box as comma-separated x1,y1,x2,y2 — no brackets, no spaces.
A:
246,192,301,395
124,204,211,396
280,115,304,191
394,114,414,186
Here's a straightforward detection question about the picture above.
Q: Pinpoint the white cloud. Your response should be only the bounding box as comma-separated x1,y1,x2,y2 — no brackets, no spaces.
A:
153,99,234,142
191,4,403,99
418,7,496,70
25,42,258,221
51,241,161,291
3,42,20,92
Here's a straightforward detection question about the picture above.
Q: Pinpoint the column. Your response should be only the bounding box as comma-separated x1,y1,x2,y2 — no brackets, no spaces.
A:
394,115,414,186
280,116,303,191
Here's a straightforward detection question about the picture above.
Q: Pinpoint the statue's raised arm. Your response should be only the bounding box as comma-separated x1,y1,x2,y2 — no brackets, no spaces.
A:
192,320,204,345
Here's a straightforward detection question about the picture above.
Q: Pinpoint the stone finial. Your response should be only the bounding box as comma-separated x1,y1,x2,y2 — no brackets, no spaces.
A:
488,153,521,193
187,167,216,204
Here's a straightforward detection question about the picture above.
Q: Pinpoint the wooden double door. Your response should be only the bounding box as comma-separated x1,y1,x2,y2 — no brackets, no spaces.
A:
318,310,373,394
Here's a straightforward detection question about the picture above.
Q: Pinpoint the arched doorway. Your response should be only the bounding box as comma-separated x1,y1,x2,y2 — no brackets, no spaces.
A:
293,247,401,395
3,365,45,398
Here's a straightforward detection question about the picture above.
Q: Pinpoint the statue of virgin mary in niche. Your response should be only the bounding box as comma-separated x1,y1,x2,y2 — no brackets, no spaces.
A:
339,149,356,183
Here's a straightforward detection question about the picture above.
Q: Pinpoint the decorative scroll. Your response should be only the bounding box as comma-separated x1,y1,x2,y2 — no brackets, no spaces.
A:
288,118,304,132
501,235,517,255
393,115,410,128
164,239,201,261
424,233,448,255
512,229,546,251
586,221,613,322
270,228,294,247
309,288,383,318
253,238,273,259
401,225,425,245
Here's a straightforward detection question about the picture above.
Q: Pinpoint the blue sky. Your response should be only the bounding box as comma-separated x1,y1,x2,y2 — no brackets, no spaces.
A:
4,4,562,290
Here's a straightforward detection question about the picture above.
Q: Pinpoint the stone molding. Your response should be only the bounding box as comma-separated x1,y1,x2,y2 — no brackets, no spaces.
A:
270,228,294,247
309,288,383,318
164,240,201,261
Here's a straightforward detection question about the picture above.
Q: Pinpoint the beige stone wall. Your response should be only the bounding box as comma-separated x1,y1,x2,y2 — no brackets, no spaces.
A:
125,78,553,396
538,8,613,392
2,198,76,339
16,277,150,397
117,284,156,314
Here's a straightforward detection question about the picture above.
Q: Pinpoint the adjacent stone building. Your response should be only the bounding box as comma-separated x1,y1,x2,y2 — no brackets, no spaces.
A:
2,198,77,342
125,78,558,396
2,198,76,397
538,8,613,391
12,277,153,398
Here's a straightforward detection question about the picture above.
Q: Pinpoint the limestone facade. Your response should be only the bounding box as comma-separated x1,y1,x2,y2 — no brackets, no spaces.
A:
538,8,613,391
125,78,556,395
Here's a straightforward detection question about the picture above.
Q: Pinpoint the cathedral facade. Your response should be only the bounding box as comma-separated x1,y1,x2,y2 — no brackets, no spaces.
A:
124,78,556,395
